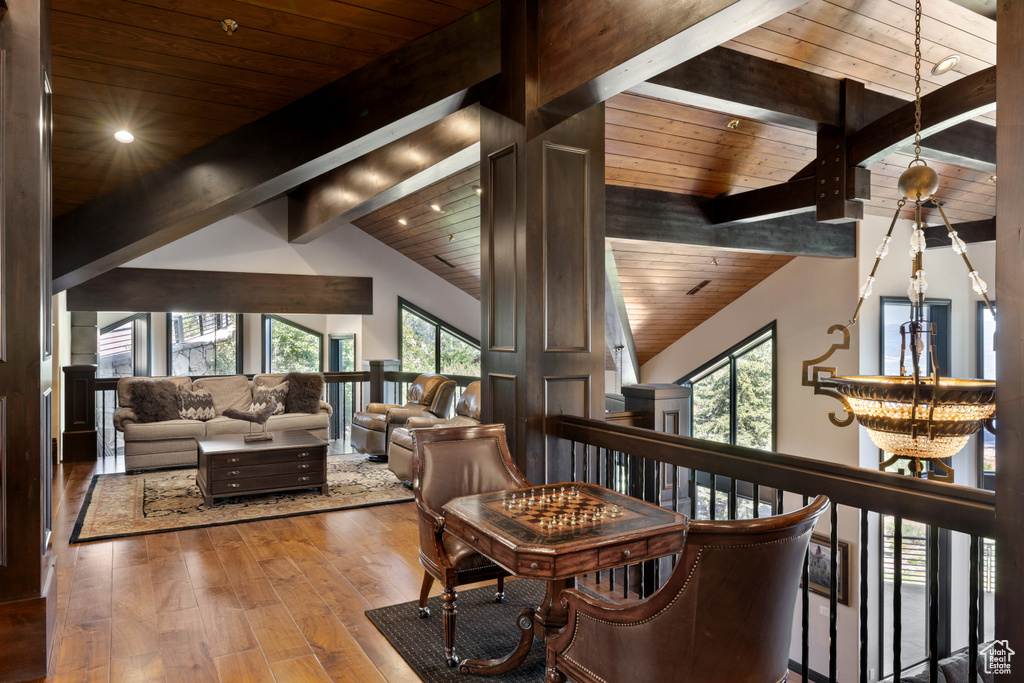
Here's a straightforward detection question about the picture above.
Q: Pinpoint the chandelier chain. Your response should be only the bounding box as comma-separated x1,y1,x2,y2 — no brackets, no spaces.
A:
913,0,922,160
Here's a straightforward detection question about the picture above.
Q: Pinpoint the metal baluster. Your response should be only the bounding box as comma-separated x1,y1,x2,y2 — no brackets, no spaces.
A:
583,442,589,484
829,505,838,683
860,509,869,683
801,494,809,683
753,484,761,519
688,469,696,519
570,441,577,482
728,478,737,520
710,474,717,521
893,516,903,681
969,534,979,683
928,524,939,683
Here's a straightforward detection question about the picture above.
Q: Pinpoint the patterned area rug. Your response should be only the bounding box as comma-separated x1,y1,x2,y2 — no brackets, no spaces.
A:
70,454,413,543
366,579,547,682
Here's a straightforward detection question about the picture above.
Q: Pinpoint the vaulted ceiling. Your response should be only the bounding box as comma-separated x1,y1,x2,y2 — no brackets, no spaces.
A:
51,0,997,366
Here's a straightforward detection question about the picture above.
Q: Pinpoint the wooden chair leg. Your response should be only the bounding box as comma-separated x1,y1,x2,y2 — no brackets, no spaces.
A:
419,572,434,618
442,585,458,667
495,575,505,603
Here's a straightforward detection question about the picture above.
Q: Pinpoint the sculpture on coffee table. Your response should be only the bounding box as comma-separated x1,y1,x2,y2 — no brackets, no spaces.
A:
223,399,278,442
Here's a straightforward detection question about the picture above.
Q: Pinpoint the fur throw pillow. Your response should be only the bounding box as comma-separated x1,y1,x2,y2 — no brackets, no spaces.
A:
177,387,216,421
250,382,287,416
128,379,180,423
283,373,324,414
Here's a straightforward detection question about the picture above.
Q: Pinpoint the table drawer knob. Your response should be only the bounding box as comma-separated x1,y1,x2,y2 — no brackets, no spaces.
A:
227,483,240,489
228,470,240,476
227,457,240,463
298,476,310,482
470,535,477,542
530,562,538,570
297,452,310,458
622,550,631,558
298,463,310,470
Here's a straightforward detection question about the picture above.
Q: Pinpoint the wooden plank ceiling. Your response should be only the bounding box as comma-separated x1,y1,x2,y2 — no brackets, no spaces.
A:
52,0,997,366
50,0,490,217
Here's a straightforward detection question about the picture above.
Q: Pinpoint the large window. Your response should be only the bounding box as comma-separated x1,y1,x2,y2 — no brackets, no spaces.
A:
678,324,776,520
976,301,996,487
98,313,150,378
168,313,241,376
262,315,323,373
399,299,480,376
680,323,775,451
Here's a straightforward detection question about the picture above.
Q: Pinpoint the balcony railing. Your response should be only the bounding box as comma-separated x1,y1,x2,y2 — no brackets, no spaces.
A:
551,414,995,683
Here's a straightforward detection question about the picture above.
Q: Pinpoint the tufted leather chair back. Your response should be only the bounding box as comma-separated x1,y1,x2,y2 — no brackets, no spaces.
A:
405,374,457,418
453,382,482,421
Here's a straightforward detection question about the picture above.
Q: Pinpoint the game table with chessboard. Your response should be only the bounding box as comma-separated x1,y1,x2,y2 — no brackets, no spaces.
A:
442,481,689,676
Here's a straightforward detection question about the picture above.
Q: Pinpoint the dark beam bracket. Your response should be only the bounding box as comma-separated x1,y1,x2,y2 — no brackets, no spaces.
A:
66,268,373,315
607,186,855,258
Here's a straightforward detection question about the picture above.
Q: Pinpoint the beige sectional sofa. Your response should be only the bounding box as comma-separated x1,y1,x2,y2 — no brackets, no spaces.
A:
113,373,331,472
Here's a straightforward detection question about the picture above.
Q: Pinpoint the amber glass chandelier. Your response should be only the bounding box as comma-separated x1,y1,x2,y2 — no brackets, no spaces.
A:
803,0,995,482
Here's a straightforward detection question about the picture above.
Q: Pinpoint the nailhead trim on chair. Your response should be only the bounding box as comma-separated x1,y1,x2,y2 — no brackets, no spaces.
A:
560,531,811,676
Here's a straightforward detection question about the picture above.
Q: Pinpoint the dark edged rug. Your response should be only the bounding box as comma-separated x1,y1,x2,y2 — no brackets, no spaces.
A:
366,579,547,683
70,453,413,543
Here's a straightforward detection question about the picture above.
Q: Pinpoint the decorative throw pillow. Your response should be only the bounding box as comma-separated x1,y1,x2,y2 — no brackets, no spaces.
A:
283,372,324,414
177,387,216,421
127,380,180,423
250,382,287,416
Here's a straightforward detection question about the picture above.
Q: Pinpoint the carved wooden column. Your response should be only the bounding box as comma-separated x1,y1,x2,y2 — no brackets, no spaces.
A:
480,0,605,484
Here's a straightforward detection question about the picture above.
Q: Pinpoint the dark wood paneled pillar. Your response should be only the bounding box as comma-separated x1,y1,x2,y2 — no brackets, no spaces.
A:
480,0,605,484
0,0,56,680
995,0,1024,654
61,365,97,463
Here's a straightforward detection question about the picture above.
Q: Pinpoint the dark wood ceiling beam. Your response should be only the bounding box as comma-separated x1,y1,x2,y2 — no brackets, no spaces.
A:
637,46,995,173
536,0,809,119
52,2,501,293
66,268,373,314
607,186,856,258
288,107,481,244
816,80,866,223
924,217,996,247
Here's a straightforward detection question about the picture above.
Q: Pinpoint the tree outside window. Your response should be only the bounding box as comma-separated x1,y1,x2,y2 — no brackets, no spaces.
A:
263,315,323,373
400,299,480,377
168,312,240,375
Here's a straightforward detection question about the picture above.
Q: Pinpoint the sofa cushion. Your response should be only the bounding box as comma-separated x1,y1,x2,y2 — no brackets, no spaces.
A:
177,387,216,421
128,380,181,423
251,382,287,415
284,373,325,414
118,376,192,407
265,412,329,433
193,375,252,415
253,373,287,389
204,416,252,436
124,419,206,441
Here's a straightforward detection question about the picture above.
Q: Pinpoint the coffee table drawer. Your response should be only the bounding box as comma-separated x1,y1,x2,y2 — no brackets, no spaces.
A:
211,471,325,495
213,446,323,468
216,459,324,480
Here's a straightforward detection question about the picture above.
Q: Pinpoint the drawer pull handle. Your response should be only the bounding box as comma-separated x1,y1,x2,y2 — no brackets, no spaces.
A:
227,457,240,463
297,452,310,458
228,470,240,476
298,463,310,470
470,535,477,542
227,483,240,489
622,550,631,558
298,476,310,482
530,562,538,570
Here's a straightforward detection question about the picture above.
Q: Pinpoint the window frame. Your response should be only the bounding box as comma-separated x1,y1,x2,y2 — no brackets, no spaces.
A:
676,321,777,452
166,312,243,376
976,300,996,491
397,297,480,375
99,313,151,378
878,296,951,377
261,314,324,373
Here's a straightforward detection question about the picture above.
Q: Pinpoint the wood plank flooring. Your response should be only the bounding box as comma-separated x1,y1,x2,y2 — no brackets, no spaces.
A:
42,445,470,682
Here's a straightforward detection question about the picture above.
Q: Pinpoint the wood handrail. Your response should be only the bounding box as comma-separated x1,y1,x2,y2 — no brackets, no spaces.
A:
383,371,480,387
94,371,372,393
552,415,995,537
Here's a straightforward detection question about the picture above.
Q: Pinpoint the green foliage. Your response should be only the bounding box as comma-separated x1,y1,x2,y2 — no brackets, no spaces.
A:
692,364,731,443
270,319,321,373
213,334,237,374
690,338,773,450
401,308,480,376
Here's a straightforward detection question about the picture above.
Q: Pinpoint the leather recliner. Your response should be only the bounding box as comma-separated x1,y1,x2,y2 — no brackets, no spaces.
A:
387,381,481,482
350,373,456,460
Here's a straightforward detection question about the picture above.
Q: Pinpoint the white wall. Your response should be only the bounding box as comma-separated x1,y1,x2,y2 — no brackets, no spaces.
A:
121,198,480,372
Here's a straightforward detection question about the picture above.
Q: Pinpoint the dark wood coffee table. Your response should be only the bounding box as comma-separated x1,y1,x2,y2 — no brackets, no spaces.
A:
442,482,688,676
196,430,328,506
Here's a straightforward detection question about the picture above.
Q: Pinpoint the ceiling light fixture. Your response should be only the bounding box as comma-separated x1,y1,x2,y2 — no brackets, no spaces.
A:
727,119,740,129
931,54,960,75
802,0,994,483
473,186,483,196
221,19,239,34
989,175,997,184
114,130,134,144
398,218,408,225
430,203,442,212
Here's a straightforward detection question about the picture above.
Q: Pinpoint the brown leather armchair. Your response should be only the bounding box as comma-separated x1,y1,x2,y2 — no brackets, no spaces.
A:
547,495,830,683
413,423,530,668
350,373,456,461
388,381,481,483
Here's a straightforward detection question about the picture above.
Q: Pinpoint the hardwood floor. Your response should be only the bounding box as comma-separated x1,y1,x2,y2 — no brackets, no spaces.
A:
43,444,457,683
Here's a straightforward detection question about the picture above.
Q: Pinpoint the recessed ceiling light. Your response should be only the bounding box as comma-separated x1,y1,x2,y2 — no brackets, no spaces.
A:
727,119,740,129
398,218,408,225
114,130,134,144
430,203,442,212
989,175,997,183
473,186,483,195
931,54,960,75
